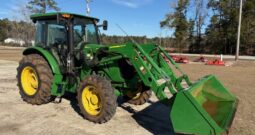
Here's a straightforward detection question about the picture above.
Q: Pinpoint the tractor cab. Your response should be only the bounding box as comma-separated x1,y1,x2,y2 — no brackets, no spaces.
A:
31,12,103,47
31,12,107,70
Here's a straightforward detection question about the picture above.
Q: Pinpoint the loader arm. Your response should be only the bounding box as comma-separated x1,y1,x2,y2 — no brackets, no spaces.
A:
127,43,192,100
106,43,238,135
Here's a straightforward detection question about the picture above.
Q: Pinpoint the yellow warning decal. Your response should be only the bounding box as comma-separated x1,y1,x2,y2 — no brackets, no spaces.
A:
109,45,126,49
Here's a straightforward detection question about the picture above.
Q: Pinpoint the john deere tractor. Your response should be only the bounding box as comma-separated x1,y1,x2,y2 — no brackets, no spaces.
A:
17,12,238,135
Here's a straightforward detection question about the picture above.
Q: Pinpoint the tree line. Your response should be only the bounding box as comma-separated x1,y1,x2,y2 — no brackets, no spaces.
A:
0,19,35,46
0,19,175,48
161,0,255,55
0,0,60,46
101,34,175,49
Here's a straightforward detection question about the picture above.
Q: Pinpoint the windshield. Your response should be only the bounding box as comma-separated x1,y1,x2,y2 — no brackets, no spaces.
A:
73,18,99,47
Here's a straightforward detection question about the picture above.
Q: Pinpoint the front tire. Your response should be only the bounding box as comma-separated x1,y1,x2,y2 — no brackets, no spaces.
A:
77,75,117,123
17,54,54,105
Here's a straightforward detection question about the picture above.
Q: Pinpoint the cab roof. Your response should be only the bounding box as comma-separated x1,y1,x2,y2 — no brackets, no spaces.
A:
30,12,99,22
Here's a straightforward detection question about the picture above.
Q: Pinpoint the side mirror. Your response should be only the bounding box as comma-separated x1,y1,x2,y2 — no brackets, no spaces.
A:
103,20,108,30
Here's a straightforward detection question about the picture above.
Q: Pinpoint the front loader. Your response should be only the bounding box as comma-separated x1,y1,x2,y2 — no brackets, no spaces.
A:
17,12,238,135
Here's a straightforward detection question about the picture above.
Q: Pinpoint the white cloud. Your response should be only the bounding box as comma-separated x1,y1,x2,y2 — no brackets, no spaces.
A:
111,0,153,8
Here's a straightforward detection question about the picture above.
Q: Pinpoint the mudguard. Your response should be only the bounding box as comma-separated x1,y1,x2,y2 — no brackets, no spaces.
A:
23,47,61,74
23,47,64,96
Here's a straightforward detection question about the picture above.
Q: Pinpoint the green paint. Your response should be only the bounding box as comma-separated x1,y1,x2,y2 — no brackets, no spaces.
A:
23,47,61,74
114,89,122,96
170,75,238,134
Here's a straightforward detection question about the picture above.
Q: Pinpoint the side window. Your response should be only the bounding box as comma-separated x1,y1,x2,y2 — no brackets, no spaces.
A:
86,24,97,44
74,25,84,47
73,24,98,46
47,24,66,47
35,21,46,46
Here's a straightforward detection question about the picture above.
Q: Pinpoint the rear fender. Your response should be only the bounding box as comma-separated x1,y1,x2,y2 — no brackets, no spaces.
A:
23,47,61,74
23,47,64,96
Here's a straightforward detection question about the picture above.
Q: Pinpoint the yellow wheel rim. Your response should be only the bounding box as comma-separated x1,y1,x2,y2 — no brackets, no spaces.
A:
21,66,39,96
127,85,142,100
127,91,141,100
82,86,101,116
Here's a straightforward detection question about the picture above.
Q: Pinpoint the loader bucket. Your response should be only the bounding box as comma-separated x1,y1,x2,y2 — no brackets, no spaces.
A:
170,75,238,135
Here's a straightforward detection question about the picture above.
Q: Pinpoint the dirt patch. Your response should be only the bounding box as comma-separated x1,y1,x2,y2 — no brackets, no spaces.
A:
0,46,24,61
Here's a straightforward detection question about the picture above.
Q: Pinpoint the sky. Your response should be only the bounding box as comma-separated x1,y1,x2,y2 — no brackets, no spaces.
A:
0,0,208,38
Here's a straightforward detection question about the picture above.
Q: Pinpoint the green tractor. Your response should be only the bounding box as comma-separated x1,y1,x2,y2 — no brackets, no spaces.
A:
17,12,238,135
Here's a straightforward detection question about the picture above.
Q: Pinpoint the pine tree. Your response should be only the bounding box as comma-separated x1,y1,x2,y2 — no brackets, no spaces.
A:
206,0,239,54
160,0,189,52
27,0,60,14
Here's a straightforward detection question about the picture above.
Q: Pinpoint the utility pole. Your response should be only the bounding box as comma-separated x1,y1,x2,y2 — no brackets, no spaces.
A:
235,0,243,61
86,0,92,16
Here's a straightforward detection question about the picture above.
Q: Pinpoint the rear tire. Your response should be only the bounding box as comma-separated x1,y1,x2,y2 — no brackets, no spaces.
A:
77,75,117,123
17,54,54,105
127,90,152,105
126,84,152,105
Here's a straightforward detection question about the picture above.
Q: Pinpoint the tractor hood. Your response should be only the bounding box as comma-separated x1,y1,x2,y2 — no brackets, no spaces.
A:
107,43,158,58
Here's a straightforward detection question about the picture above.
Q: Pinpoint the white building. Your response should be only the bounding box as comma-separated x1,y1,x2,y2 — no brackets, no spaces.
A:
4,38,25,46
